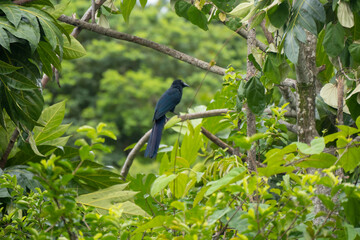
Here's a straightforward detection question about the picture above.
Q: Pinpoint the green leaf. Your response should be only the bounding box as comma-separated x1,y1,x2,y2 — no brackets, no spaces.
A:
298,9,317,35
349,42,360,63
121,0,136,23
164,115,181,130
77,184,148,216
169,173,188,198
316,29,334,83
339,147,360,172
0,27,10,51
33,101,68,145
0,4,22,28
180,123,202,165
175,0,208,31
150,174,177,196
284,30,299,63
0,60,21,74
3,72,38,90
296,153,336,168
132,215,174,234
343,196,360,227
62,35,86,60
318,194,335,210
258,166,295,177
205,167,246,196
267,1,289,28
229,1,253,18
323,22,345,58
28,133,44,157
245,76,266,114
72,160,123,190
263,53,290,84
294,0,325,23
139,0,147,8
296,137,325,155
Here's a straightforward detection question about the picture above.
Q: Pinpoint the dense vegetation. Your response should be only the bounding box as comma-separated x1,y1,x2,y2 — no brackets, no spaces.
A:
0,0,360,239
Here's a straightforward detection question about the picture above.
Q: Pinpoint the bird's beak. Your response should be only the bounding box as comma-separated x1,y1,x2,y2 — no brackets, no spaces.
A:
183,82,190,88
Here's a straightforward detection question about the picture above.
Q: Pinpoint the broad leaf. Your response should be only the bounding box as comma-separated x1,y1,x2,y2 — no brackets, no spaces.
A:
323,22,345,58
245,76,266,114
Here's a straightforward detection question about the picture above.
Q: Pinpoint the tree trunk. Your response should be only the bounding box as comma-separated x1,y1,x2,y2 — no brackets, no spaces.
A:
295,33,327,225
246,21,257,172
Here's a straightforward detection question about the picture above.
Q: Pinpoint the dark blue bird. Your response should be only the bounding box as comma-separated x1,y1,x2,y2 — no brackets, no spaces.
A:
145,79,189,158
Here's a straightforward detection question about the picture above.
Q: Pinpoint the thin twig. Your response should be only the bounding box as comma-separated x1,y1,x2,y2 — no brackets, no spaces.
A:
12,0,36,4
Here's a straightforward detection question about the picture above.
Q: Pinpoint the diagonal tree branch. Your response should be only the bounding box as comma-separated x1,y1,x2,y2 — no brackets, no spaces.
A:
121,109,230,179
58,15,227,76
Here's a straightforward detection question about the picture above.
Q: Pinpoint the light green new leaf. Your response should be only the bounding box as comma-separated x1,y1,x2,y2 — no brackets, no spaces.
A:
121,0,136,23
205,167,246,196
339,147,360,172
133,215,174,234
33,101,69,145
150,174,177,196
28,133,44,157
296,137,325,155
296,153,336,168
63,36,86,60
77,183,147,216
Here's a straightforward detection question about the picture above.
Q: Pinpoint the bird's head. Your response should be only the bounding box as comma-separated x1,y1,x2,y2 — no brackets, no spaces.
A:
172,79,190,88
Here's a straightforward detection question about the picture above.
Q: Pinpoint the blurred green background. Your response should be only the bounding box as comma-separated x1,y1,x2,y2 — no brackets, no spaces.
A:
45,0,247,173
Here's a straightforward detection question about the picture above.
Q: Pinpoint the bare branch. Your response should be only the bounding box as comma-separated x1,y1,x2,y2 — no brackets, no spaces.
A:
121,109,231,179
71,0,107,38
201,127,235,155
237,29,267,52
279,78,297,88
278,86,297,110
278,120,297,133
260,20,274,44
12,0,36,4
0,129,19,169
337,75,344,125
58,15,227,76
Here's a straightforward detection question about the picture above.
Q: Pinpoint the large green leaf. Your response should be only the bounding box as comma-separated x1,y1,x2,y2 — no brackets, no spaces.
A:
76,183,149,216
339,146,360,172
121,0,136,23
296,153,337,168
62,36,87,60
263,53,290,84
267,1,289,28
245,76,266,114
323,22,345,58
296,137,325,155
0,60,21,74
284,29,299,64
205,167,246,196
150,174,177,196
0,4,22,28
175,0,208,31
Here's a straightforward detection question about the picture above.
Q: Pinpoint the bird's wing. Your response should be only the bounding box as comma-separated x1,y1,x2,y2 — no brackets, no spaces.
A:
153,87,181,120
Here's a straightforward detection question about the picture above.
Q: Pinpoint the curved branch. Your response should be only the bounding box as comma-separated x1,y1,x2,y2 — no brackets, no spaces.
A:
201,127,235,155
58,15,227,76
120,109,230,179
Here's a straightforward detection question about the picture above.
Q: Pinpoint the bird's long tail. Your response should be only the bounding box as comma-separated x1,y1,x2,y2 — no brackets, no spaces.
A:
144,116,166,158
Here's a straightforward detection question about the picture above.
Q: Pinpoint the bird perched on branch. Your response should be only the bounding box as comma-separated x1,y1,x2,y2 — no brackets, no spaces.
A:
145,79,189,158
